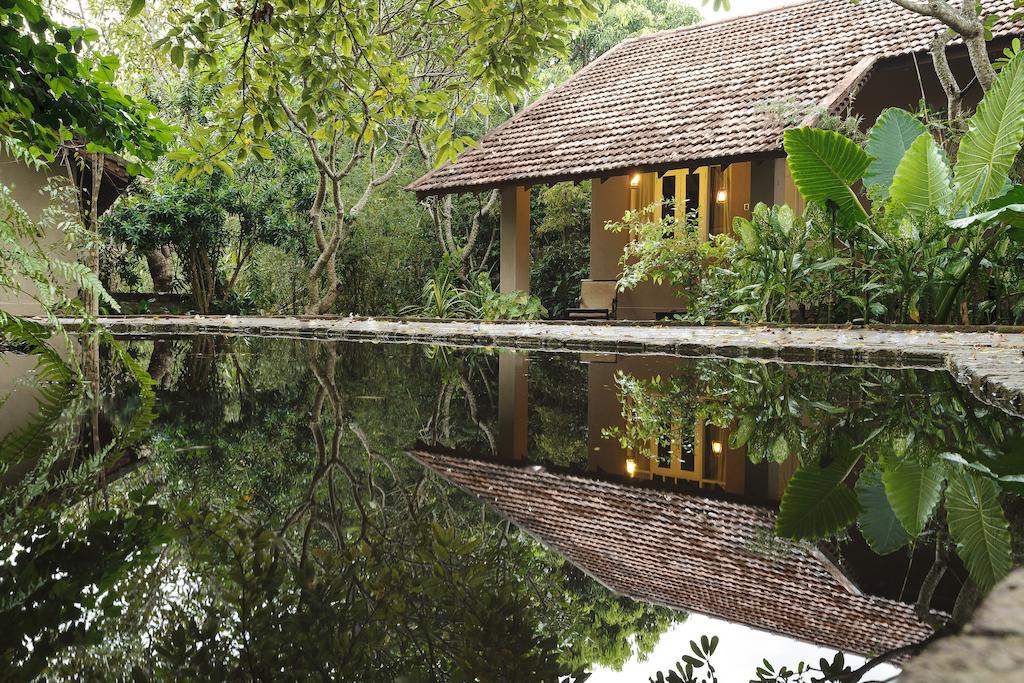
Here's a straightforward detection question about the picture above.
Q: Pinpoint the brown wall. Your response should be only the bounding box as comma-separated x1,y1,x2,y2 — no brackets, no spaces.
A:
852,44,1000,126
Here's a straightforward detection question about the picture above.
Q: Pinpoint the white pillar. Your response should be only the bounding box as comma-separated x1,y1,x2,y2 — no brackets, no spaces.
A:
500,185,530,294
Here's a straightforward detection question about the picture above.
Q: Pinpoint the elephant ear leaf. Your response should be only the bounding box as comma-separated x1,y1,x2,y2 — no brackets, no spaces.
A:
856,470,911,555
865,107,927,199
948,186,1024,234
784,127,870,229
946,470,1013,593
882,459,945,537
889,133,953,216
776,441,862,540
954,49,1024,209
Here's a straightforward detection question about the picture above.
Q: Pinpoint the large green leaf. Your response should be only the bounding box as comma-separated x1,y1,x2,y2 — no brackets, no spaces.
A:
864,107,927,199
784,127,870,228
948,203,1024,232
947,186,1024,240
856,470,911,555
776,442,862,540
882,460,945,536
954,50,1024,209
889,133,953,216
946,470,1013,593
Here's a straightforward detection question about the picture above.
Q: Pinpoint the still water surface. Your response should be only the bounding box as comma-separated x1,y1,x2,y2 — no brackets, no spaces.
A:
1,335,1021,681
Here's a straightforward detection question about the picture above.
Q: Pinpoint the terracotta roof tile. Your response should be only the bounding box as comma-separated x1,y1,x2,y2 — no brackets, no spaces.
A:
409,0,1022,195
411,450,935,657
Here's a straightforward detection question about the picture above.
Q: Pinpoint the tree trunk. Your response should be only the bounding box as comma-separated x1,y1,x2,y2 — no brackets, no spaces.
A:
86,152,103,317
146,246,175,292
187,246,215,314
146,339,175,387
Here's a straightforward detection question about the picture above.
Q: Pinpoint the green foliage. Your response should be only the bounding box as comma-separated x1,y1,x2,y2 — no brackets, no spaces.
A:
0,178,117,321
102,145,306,312
0,338,680,677
629,51,1024,327
782,127,869,228
604,356,1024,599
409,258,548,320
946,469,1013,592
775,439,862,540
953,46,1024,208
473,273,548,321
648,635,718,683
606,201,734,321
533,182,591,318
855,469,912,555
570,0,701,68
864,107,928,198
413,257,478,318
727,203,842,323
163,0,597,169
652,637,862,683
882,459,945,537
889,132,953,216
0,0,172,164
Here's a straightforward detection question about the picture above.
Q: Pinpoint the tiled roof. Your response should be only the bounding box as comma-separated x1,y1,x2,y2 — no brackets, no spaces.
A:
411,450,935,657
409,0,1021,195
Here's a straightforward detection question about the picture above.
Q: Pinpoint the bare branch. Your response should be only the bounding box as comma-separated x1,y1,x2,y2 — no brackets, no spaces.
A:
349,122,419,217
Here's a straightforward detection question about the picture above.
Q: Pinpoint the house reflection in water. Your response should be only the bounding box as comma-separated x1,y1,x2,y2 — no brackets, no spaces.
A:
411,351,936,659
586,353,798,500
498,350,797,501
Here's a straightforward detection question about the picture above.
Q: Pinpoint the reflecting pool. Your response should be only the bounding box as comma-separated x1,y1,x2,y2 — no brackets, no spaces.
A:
1,335,1021,681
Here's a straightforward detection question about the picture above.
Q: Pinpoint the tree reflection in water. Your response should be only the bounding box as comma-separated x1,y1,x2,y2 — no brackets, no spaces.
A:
0,336,676,680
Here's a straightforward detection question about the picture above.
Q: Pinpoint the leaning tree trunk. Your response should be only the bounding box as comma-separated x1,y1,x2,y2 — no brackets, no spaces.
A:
146,246,175,293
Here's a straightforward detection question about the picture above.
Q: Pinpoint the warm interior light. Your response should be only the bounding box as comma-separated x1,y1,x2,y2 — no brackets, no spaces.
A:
625,458,637,476
630,173,641,187
711,441,724,455
716,189,728,203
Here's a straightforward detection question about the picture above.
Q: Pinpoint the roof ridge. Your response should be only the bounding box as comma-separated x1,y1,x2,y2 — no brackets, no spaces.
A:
622,0,831,45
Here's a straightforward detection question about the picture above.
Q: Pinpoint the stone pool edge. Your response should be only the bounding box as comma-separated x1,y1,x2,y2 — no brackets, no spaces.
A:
62,315,1024,416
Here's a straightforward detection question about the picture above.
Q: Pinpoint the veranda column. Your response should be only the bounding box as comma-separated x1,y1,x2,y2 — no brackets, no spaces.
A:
497,351,528,460
499,185,530,294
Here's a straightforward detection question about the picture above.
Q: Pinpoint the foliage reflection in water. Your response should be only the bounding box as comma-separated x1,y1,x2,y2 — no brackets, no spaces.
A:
0,335,1021,681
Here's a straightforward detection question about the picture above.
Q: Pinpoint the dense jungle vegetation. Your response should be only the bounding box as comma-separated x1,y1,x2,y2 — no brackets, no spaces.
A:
5,0,1024,326
56,0,705,319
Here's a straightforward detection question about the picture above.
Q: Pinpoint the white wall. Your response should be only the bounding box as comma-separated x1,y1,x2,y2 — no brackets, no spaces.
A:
0,152,77,316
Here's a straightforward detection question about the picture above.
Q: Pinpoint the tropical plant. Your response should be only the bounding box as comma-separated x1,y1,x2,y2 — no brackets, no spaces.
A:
784,49,1024,324
532,182,591,319
728,203,854,323
471,273,549,321
651,637,903,683
606,201,733,314
408,257,478,319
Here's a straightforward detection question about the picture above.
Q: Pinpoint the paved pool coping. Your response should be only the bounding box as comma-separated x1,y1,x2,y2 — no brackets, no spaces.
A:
67,315,1024,416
